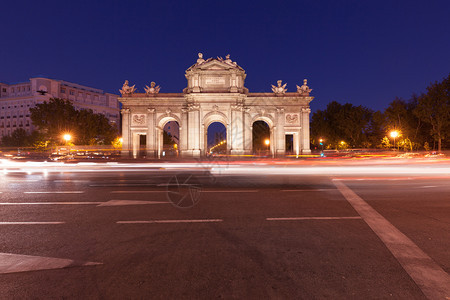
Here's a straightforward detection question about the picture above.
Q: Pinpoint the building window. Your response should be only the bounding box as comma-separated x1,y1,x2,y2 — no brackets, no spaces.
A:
69,90,74,95
61,88,66,93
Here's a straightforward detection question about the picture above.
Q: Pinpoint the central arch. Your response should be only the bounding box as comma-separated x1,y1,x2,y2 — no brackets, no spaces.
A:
203,112,229,156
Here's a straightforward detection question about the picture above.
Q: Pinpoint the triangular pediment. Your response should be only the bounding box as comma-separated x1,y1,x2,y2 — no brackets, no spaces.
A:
198,59,235,70
186,57,244,72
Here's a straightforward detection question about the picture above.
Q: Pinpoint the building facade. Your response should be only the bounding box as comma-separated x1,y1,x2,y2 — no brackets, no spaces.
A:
119,54,313,158
0,77,120,139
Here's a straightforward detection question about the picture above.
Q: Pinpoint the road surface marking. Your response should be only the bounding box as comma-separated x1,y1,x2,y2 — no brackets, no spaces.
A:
266,216,361,221
0,200,167,206
97,200,168,206
281,189,336,192
418,186,438,188
334,176,450,181
0,252,101,274
202,190,259,193
89,184,158,187
0,202,101,205
23,191,85,194
0,222,65,225
333,179,450,300
110,190,167,194
117,219,223,224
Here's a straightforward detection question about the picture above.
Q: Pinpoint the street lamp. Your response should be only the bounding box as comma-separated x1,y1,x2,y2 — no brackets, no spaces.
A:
63,134,71,143
264,138,270,154
63,133,72,156
390,130,399,151
319,138,324,156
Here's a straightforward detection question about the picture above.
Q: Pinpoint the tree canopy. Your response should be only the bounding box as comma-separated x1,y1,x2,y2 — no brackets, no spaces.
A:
29,98,117,145
311,101,372,148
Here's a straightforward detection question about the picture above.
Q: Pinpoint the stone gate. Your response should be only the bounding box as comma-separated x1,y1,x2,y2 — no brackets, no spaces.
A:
119,54,313,158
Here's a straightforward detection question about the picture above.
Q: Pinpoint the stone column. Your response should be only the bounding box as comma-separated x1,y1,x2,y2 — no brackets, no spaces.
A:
121,108,131,157
180,108,188,156
146,108,156,158
275,108,286,157
187,105,201,157
230,105,244,155
301,108,311,154
243,110,252,155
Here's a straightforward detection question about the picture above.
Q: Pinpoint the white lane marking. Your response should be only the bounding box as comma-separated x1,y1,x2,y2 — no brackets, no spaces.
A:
110,191,166,194
0,202,101,205
0,200,167,206
333,180,450,300
0,222,65,225
202,190,259,193
24,191,85,194
267,216,362,221
281,189,336,192
117,219,223,224
89,184,158,187
418,186,438,188
0,252,101,274
97,200,168,207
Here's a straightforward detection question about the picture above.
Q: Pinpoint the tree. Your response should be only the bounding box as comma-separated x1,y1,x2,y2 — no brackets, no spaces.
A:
414,74,450,152
311,101,372,148
1,128,30,147
30,98,117,145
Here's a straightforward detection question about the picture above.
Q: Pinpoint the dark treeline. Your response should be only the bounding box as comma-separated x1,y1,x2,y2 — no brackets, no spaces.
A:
311,73,450,151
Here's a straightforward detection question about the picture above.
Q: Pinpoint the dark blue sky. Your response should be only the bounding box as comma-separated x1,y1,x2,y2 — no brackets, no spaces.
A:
2,0,449,112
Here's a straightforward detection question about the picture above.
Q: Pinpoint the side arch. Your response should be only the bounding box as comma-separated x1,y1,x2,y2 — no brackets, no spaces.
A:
157,113,182,129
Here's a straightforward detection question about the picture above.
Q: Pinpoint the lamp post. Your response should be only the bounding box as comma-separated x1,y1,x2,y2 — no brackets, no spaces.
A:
264,138,270,156
390,130,399,151
319,138,324,156
63,134,72,156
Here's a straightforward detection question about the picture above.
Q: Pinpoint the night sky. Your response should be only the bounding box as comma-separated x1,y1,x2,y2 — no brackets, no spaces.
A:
2,0,449,113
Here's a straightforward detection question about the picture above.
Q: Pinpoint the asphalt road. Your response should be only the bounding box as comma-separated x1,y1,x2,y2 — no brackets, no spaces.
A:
0,161,449,299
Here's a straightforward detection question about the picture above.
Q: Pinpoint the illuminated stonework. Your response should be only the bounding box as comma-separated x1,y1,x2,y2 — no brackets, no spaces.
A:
119,54,313,158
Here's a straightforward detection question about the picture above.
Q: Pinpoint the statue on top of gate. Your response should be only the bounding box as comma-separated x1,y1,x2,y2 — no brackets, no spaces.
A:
119,80,136,96
144,81,161,95
296,79,312,96
272,80,287,95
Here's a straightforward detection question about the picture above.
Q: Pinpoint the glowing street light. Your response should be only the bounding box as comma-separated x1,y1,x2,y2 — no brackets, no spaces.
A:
319,138,324,156
63,134,71,143
390,130,399,151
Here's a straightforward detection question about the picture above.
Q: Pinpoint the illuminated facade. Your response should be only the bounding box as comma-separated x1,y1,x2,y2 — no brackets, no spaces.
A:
119,54,313,158
0,77,120,138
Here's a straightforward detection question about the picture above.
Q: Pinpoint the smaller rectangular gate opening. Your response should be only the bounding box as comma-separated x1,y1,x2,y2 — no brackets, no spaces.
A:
139,134,147,157
285,134,294,154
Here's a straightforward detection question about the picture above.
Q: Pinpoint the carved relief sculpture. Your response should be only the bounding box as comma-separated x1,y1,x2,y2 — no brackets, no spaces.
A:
286,114,299,124
144,82,161,95
119,80,136,96
132,114,146,125
296,79,312,96
272,80,287,95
